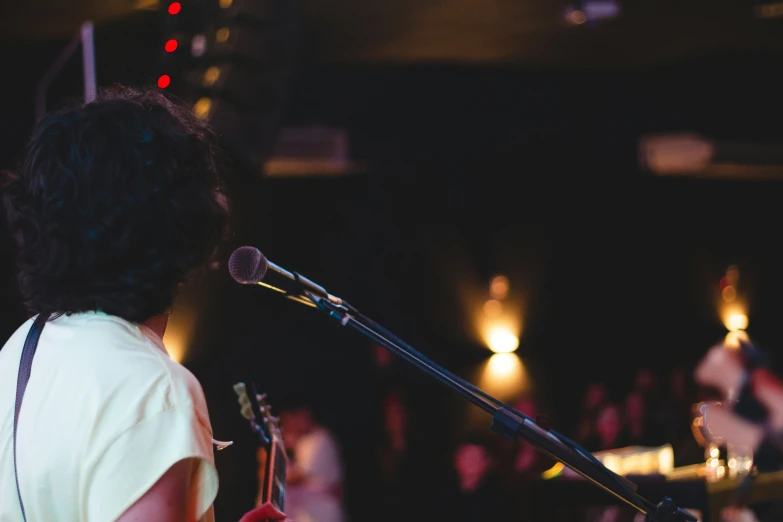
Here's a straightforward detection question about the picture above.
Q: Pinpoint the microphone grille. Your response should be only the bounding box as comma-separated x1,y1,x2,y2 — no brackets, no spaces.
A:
228,246,269,284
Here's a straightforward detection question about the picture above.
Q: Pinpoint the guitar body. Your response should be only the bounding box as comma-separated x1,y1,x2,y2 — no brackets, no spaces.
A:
234,382,288,511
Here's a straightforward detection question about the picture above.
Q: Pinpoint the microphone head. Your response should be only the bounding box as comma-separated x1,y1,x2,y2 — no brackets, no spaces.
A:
228,246,269,284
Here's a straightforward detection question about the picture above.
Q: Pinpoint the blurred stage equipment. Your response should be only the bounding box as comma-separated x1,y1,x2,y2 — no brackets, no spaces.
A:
264,125,360,177
35,21,96,120
639,133,783,179
753,1,783,18
228,245,697,522
563,0,620,25
593,445,675,477
159,0,298,173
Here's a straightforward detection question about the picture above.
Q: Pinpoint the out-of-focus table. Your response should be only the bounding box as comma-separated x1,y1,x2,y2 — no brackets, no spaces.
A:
530,465,783,522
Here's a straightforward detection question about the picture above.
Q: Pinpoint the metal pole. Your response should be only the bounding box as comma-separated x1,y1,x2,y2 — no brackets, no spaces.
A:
81,22,97,103
35,20,96,121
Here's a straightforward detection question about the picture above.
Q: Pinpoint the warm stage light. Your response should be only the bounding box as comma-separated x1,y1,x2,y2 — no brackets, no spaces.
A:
725,313,748,332
475,353,528,401
193,97,212,119
483,299,502,317
168,2,181,15
215,27,230,44
724,330,750,350
467,351,529,430
570,10,586,24
203,66,221,87
486,352,521,377
486,326,519,353
157,74,171,89
163,325,187,363
165,39,178,52
489,275,509,300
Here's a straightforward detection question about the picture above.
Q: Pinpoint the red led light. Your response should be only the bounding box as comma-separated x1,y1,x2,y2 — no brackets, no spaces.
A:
157,75,171,89
168,2,181,15
165,39,178,52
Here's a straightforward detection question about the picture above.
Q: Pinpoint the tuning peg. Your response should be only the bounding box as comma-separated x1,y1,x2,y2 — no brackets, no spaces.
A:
256,393,267,402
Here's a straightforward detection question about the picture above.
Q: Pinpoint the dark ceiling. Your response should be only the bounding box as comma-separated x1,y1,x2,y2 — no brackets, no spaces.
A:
1,0,782,67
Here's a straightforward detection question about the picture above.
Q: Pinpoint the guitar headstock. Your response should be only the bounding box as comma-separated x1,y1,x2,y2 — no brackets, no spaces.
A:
233,382,288,510
233,382,283,447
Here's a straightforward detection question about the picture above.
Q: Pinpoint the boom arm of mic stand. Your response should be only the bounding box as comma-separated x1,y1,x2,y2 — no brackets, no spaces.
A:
309,296,696,522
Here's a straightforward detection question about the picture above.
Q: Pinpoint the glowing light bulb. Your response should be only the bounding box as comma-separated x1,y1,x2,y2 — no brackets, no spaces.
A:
486,326,519,353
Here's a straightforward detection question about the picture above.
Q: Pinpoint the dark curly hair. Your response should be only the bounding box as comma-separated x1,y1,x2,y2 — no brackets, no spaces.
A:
1,86,230,323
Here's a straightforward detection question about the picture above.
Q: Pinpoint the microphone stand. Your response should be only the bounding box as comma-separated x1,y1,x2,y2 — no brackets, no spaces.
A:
287,286,696,521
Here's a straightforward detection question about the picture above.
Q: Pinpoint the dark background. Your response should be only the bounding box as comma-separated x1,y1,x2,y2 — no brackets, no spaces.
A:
2,1,783,520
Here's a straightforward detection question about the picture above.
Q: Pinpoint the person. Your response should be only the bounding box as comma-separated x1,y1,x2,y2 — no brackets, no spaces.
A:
582,403,627,452
664,366,703,466
264,395,345,522
510,395,552,477
694,344,783,460
694,342,783,522
575,381,608,444
623,391,649,446
631,368,667,445
440,433,519,522
375,387,419,522
0,87,286,521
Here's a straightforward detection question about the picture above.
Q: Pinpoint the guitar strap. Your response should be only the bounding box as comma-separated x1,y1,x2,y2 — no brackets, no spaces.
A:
13,313,49,522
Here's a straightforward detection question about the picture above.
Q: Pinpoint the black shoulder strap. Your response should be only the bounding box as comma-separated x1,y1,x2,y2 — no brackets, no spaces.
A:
14,314,48,522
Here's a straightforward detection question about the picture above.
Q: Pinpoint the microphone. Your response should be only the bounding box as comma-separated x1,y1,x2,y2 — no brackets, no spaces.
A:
228,246,353,311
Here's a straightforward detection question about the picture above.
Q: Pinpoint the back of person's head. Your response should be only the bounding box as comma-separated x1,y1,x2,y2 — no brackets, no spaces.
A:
1,86,230,323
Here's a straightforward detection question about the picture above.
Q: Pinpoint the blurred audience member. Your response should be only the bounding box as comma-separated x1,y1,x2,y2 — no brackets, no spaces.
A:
665,365,703,465
581,402,638,522
634,368,659,397
379,388,409,479
441,433,519,521
375,386,427,522
624,392,650,446
511,395,553,477
583,403,627,452
632,368,667,445
576,382,609,444
260,395,345,522
505,395,556,519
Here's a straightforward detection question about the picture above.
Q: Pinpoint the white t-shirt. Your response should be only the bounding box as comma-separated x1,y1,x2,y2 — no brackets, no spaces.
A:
284,427,345,522
0,311,218,522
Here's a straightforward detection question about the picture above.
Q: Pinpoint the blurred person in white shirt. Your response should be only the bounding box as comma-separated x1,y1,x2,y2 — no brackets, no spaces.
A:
258,395,345,522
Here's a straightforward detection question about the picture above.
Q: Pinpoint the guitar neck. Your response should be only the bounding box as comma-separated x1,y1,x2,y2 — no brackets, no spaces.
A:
232,382,287,511
261,437,287,511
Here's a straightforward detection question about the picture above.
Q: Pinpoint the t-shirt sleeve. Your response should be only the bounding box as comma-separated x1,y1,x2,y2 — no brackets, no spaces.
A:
83,405,219,522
